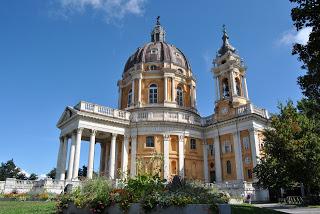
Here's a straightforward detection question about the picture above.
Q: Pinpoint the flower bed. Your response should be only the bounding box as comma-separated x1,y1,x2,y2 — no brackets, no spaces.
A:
0,190,55,201
56,175,230,214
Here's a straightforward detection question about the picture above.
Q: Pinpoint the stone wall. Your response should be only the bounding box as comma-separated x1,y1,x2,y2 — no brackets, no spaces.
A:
0,178,80,194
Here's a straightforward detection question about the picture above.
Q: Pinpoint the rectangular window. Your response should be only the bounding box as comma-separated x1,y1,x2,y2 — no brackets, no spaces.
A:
146,136,155,147
190,138,196,150
243,136,250,150
224,141,232,153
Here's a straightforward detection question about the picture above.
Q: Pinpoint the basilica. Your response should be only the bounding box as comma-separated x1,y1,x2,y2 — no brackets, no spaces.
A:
55,18,269,195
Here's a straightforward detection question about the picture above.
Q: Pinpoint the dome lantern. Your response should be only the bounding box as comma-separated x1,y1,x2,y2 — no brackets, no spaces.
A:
151,16,166,42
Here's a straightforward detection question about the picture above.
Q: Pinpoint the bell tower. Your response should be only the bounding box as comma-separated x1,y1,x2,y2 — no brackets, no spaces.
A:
212,26,250,117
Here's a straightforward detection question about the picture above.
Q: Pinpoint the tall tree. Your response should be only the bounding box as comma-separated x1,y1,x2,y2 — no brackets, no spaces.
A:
290,0,320,106
0,159,20,181
255,101,320,195
28,173,38,180
46,168,56,179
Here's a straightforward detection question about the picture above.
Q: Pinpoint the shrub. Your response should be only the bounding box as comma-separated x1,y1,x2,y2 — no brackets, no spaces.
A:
56,177,112,214
56,174,229,213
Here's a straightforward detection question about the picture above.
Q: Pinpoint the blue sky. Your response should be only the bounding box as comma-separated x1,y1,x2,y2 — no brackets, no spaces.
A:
0,0,308,177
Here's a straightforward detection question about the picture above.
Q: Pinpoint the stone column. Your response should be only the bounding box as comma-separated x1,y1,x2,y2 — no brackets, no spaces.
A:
109,133,117,179
104,142,110,176
121,136,129,178
87,130,96,179
230,72,236,96
190,84,194,108
55,137,64,180
216,77,220,100
138,78,142,106
193,86,197,107
233,132,244,180
99,143,106,175
243,77,249,99
67,133,76,180
214,76,220,100
114,141,119,178
171,77,175,102
60,136,68,180
203,139,209,183
72,128,83,180
164,77,168,102
131,79,135,106
178,135,184,178
130,136,137,177
163,134,170,180
249,128,260,168
214,136,222,182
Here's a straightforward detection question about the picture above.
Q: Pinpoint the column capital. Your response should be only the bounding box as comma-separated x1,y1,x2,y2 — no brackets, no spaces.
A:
178,134,184,142
111,133,118,138
202,138,208,145
124,135,130,140
90,129,97,136
163,133,170,141
131,135,137,140
248,127,259,133
75,128,84,135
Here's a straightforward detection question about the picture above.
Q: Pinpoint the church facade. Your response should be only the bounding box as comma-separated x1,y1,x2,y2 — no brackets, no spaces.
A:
55,19,269,188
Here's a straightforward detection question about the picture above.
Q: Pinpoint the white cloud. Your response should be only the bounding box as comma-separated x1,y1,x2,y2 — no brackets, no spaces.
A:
55,0,147,22
279,27,312,45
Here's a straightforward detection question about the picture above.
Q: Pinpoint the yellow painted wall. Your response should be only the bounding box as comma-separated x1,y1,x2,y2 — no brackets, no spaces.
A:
184,137,204,181
220,134,237,181
240,130,253,181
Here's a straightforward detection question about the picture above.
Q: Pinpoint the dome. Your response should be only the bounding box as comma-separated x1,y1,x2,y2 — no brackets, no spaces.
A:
123,42,191,73
123,17,191,74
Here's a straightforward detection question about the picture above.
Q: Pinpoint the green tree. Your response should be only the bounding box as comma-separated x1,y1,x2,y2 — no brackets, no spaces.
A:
0,159,20,181
255,101,320,195
290,0,320,109
16,172,28,180
46,168,56,179
28,173,38,180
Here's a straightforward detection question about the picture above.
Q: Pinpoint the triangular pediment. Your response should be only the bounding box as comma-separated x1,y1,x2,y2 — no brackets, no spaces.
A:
56,107,77,127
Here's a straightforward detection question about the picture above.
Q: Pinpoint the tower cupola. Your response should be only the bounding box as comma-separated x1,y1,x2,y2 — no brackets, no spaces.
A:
212,26,250,114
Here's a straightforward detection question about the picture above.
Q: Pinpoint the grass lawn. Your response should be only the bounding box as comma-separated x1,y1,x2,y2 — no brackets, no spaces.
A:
0,201,56,214
231,204,284,214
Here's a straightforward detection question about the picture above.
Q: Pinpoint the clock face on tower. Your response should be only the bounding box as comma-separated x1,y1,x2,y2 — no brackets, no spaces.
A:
221,106,229,115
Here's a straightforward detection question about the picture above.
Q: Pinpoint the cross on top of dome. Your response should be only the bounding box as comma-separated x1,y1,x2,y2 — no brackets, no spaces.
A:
151,16,166,42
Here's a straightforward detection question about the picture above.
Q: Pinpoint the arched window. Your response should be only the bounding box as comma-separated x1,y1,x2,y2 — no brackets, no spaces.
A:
177,68,183,74
127,89,132,107
222,78,230,97
149,84,158,104
150,65,157,70
176,86,183,106
235,78,241,96
226,160,232,174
